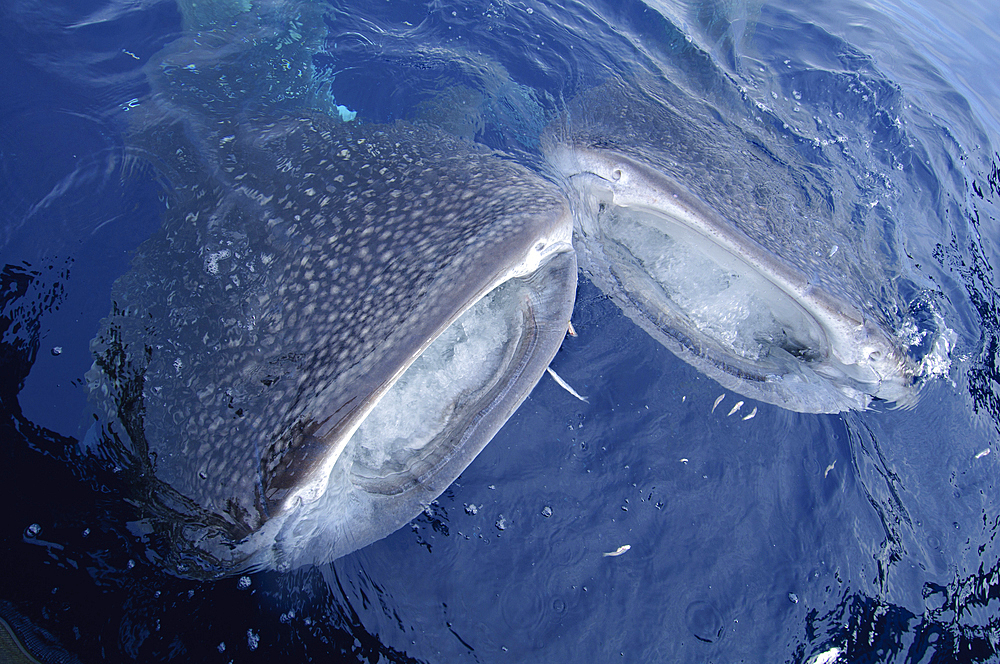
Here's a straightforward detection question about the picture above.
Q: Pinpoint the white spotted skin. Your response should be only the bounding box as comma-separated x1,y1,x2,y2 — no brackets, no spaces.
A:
89,114,577,576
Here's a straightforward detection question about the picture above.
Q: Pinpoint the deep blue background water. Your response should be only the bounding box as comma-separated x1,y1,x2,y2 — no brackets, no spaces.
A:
1,0,999,661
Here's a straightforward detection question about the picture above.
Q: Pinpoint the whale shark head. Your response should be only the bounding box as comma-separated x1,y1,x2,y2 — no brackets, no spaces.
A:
545,142,919,414
88,114,576,577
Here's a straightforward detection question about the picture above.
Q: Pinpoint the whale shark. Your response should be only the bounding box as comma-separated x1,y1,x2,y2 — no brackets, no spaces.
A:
88,114,576,576
80,0,941,580
544,139,919,413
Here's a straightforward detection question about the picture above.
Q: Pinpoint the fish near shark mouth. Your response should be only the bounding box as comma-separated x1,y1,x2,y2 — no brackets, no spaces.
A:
83,111,581,577
346,266,555,496
547,145,919,414
340,222,580,501
252,246,577,572
256,246,577,506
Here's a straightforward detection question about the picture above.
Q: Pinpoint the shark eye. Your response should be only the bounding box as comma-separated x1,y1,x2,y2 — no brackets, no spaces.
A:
611,169,623,181
868,350,882,361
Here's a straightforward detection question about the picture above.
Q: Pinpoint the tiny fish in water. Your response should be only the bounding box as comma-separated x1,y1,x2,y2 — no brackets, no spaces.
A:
546,366,588,403
603,544,631,557
712,394,726,413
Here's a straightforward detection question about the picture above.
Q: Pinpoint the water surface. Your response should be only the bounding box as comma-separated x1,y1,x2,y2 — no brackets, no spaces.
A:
1,0,998,661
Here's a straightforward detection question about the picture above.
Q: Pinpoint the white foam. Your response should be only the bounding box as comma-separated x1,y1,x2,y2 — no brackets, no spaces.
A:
808,647,843,664
204,248,231,275
918,313,956,380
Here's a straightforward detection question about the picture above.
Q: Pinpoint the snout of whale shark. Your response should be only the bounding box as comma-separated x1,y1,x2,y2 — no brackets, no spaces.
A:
544,142,920,414
88,114,577,577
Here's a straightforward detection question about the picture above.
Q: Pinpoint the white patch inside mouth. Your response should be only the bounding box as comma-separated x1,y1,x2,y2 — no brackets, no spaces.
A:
347,280,520,483
599,203,826,365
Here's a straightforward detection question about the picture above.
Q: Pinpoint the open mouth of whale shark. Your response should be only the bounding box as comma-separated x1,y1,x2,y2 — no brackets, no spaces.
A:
252,247,577,573
546,144,918,414
86,115,578,577
347,275,549,497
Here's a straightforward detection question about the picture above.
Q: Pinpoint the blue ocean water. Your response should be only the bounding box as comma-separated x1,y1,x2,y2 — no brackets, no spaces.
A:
0,0,999,661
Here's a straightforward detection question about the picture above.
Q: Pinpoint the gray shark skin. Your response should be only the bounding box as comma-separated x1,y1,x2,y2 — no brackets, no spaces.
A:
545,143,918,414
88,114,576,577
